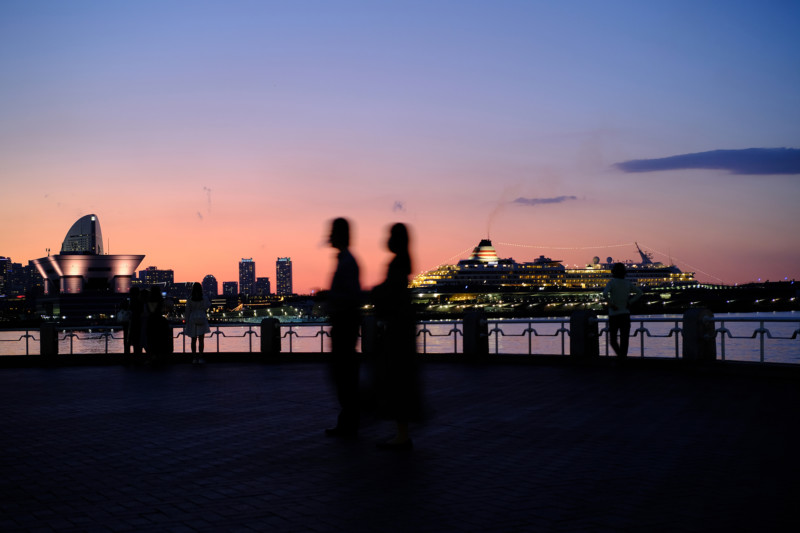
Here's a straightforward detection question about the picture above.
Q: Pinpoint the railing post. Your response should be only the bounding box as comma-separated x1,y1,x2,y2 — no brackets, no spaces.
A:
682,309,716,362
527,321,533,355
463,310,488,361
570,311,598,359
417,324,429,354
40,323,58,358
639,320,646,358
260,318,281,356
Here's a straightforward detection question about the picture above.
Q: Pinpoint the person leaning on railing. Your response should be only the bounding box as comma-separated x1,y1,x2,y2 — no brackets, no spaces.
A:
603,263,643,362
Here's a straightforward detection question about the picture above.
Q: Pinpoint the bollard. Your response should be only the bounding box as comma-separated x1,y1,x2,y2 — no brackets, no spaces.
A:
260,318,281,355
463,309,488,361
40,323,58,358
570,311,599,359
682,309,716,362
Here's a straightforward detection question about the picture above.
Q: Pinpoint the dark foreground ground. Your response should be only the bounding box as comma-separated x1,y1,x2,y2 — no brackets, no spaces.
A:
1,359,798,532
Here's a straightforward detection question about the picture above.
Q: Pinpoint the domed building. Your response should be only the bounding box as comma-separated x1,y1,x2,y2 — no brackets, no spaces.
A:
31,215,144,320
32,214,144,295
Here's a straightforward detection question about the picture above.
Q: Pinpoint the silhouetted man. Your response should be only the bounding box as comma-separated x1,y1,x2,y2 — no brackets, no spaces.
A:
603,262,643,362
325,218,362,438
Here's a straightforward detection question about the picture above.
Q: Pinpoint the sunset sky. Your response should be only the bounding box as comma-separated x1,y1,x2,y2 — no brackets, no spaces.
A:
2,1,799,293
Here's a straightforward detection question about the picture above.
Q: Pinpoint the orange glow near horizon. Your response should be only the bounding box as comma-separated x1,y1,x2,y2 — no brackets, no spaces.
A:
6,202,799,294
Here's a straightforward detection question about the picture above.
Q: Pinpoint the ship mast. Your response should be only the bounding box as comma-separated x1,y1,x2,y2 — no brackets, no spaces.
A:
635,242,654,265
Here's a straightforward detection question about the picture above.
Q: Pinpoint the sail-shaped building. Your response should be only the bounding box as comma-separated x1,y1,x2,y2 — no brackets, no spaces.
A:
32,215,144,295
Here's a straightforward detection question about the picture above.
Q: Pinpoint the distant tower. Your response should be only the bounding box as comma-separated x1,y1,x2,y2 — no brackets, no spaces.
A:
276,257,293,296
23,262,44,296
0,256,10,295
222,281,238,296
255,277,271,296
139,266,174,286
239,258,255,296
202,275,218,297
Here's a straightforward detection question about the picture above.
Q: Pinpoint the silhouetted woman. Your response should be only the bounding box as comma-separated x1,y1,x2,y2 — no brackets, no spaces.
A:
184,282,211,364
371,223,423,450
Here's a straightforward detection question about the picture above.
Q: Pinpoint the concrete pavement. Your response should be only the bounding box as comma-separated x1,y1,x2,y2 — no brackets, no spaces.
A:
1,359,798,532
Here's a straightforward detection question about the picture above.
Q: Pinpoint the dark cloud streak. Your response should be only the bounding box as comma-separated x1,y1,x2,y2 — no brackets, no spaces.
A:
512,195,577,206
615,148,800,175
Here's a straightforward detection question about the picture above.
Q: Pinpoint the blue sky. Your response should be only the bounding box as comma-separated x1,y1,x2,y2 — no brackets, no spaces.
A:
1,1,798,289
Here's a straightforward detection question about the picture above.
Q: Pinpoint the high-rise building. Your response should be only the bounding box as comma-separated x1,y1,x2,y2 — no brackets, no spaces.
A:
6,261,24,297
255,277,271,296
239,258,255,296
202,275,218,297
276,257,293,296
2,258,51,296
222,281,238,296
23,262,44,296
139,266,174,286
0,256,10,295
167,282,193,300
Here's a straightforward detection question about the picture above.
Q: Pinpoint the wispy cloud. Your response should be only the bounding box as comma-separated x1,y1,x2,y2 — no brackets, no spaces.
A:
615,148,800,175
512,195,577,206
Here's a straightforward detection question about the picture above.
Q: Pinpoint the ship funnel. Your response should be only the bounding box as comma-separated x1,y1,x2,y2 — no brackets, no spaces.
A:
469,239,500,263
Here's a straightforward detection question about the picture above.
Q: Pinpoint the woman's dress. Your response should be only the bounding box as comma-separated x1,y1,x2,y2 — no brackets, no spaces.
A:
183,296,211,338
371,256,423,422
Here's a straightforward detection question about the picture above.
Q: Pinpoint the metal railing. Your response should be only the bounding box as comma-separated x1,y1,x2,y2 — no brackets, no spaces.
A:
597,317,684,359
282,323,329,353
417,320,463,354
1,315,798,364
712,317,800,363
0,330,39,355
486,318,572,356
202,324,261,353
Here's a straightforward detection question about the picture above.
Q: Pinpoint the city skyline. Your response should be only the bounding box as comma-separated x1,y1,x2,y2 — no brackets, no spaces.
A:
1,1,799,293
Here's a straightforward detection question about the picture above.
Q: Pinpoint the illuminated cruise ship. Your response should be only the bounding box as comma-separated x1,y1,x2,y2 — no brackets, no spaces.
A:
411,239,694,292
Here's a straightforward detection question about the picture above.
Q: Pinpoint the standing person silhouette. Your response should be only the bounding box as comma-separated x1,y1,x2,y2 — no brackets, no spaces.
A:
325,218,362,438
184,282,211,364
603,263,643,362
144,286,173,366
371,223,423,450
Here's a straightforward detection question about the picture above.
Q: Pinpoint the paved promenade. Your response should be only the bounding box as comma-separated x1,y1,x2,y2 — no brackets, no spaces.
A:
1,359,798,532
